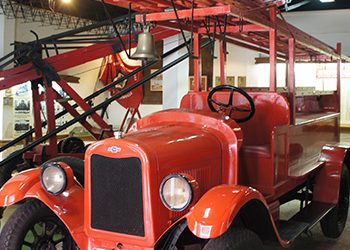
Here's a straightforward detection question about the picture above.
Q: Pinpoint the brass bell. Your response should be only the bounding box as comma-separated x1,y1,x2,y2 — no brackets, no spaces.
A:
131,27,160,60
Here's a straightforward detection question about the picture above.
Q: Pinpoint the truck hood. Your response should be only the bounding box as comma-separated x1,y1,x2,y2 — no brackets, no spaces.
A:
126,124,222,175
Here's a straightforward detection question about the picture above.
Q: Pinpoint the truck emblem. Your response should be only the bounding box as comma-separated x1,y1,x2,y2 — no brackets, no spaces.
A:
107,146,121,153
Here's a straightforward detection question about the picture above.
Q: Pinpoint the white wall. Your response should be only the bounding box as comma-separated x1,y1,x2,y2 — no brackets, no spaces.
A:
284,9,350,55
212,42,290,88
163,34,189,109
0,15,5,58
0,15,16,139
0,14,7,139
0,16,16,62
15,21,69,43
212,41,257,87
246,62,338,90
341,77,350,126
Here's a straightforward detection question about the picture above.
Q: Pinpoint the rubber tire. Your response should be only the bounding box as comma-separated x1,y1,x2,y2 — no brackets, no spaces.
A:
44,156,84,187
320,166,350,238
0,200,76,249
203,227,263,250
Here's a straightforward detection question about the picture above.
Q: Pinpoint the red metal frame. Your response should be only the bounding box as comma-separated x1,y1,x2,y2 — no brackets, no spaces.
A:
31,83,43,139
0,28,175,87
135,4,233,23
219,40,226,85
336,42,342,113
197,24,268,34
269,5,277,92
119,108,141,132
104,0,287,13
44,80,58,156
193,33,201,92
287,37,295,124
131,4,348,61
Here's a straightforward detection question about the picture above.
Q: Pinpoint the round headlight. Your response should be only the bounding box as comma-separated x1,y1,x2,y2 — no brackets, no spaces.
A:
160,174,192,211
40,163,67,195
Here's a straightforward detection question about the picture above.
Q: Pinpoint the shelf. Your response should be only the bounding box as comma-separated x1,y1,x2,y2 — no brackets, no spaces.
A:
295,112,339,125
296,87,335,97
239,87,335,97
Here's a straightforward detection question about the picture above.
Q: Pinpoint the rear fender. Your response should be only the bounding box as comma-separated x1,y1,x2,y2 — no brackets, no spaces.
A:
186,185,287,246
314,145,350,204
0,165,87,248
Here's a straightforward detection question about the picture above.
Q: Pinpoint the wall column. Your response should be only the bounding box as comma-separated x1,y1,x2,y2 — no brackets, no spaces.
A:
0,15,16,140
163,34,189,109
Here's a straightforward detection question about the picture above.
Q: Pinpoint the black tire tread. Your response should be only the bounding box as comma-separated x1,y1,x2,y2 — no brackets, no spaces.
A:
203,227,263,250
0,200,52,249
320,166,350,238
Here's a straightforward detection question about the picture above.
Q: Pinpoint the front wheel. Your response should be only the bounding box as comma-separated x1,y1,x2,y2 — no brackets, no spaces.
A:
0,199,77,250
203,227,263,250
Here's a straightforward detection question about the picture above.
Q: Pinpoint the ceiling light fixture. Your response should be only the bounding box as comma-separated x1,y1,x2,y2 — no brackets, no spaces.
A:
319,0,335,3
62,0,72,4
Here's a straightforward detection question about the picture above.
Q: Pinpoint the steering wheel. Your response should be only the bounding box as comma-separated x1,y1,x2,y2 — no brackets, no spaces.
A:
207,85,255,123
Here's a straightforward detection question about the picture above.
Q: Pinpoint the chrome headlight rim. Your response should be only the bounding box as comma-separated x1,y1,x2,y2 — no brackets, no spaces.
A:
159,174,193,212
40,162,68,196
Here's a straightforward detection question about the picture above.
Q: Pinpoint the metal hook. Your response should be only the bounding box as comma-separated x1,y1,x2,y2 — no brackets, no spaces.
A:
30,30,39,43
239,15,244,33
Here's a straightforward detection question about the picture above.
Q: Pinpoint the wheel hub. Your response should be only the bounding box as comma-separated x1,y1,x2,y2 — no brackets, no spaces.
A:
36,238,56,250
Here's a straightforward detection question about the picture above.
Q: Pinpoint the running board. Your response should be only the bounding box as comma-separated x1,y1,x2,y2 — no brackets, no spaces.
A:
278,202,335,241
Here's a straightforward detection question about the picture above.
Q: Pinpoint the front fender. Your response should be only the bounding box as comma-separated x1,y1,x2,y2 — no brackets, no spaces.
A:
0,167,87,248
314,144,350,204
0,168,42,206
186,184,267,239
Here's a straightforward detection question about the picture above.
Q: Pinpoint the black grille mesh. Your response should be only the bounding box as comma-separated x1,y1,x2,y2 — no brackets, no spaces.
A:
90,154,144,236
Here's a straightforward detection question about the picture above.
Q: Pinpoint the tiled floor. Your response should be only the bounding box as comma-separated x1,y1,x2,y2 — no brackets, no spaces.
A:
0,132,350,249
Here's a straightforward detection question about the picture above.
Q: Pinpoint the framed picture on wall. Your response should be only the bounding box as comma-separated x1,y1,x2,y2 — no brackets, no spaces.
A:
3,96,13,106
215,76,235,86
189,76,207,91
226,76,235,86
237,76,247,87
150,69,163,92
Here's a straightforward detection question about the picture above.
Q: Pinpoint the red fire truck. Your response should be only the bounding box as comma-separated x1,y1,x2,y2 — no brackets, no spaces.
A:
0,0,349,249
